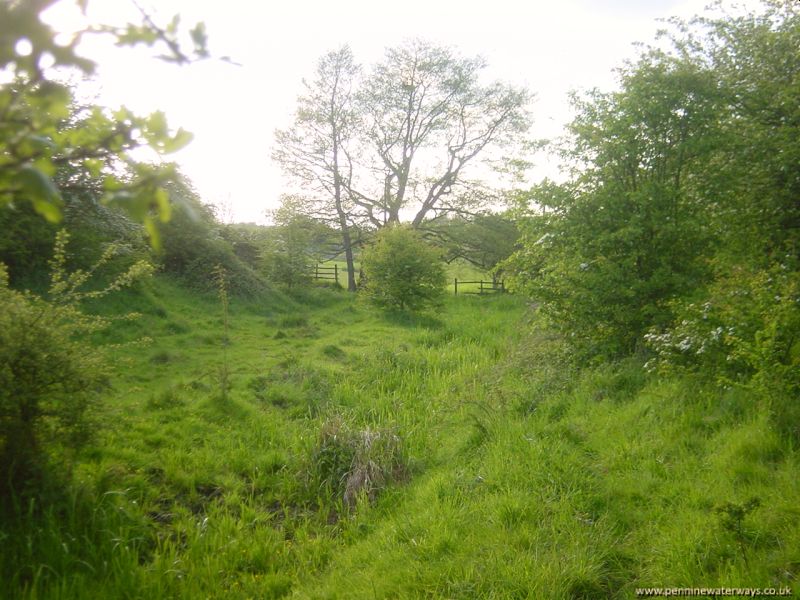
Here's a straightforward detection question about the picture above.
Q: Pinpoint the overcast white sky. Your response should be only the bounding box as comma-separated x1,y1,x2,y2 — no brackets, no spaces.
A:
42,0,739,223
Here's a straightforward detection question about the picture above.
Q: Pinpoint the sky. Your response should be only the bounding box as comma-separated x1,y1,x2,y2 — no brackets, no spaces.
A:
41,0,735,224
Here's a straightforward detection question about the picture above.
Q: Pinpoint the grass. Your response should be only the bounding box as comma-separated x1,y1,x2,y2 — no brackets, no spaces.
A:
1,276,798,599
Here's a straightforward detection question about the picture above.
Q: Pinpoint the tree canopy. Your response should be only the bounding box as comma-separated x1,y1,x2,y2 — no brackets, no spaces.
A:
0,0,208,246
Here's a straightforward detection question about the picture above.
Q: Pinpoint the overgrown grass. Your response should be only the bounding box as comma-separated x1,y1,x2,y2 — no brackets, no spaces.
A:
2,278,798,599
298,354,799,598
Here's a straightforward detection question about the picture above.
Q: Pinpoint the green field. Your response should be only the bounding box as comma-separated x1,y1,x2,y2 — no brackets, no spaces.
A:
3,277,797,599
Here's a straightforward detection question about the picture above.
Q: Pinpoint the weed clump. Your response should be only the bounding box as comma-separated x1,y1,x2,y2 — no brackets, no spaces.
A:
149,349,179,364
715,497,761,567
146,386,185,410
307,416,408,511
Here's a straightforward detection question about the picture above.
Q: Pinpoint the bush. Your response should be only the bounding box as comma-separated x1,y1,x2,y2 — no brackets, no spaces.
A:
0,232,152,498
0,182,148,289
644,260,800,439
361,225,446,311
645,261,799,387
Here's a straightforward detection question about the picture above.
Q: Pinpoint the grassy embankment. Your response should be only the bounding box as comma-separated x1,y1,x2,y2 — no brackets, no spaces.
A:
2,275,798,599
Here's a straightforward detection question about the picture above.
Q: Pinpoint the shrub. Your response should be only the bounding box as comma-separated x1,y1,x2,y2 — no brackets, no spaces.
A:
645,262,799,389
0,232,152,498
361,225,446,311
0,185,148,289
644,260,800,439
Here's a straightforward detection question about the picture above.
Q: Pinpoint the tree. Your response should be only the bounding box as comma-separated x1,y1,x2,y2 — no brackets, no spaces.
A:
642,1,800,410
505,0,800,361
506,48,722,355
0,0,208,244
274,47,361,291
683,1,800,259
361,225,446,311
275,42,531,290
356,40,531,229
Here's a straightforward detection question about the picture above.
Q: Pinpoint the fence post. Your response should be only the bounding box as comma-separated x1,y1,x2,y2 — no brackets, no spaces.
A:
454,278,458,296
334,264,338,285
479,280,484,295
315,264,318,280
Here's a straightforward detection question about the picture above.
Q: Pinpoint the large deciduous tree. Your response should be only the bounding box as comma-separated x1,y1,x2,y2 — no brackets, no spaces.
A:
274,41,531,291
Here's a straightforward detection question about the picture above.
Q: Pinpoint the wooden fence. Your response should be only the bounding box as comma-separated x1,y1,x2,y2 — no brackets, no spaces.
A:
453,279,506,295
310,267,504,296
312,264,339,285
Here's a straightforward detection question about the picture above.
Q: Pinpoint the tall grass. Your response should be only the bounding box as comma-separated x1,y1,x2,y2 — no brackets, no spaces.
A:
2,281,797,599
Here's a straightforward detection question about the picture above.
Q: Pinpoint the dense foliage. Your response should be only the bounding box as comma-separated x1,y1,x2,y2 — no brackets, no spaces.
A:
361,225,446,311
506,2,800,382
156,176,267,296
0,168,149,288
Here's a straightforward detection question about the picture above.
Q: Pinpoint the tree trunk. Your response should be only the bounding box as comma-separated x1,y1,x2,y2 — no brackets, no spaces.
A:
338,216,357,292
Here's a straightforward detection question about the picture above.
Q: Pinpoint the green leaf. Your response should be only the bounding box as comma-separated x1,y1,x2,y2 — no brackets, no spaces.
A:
32,157,57,176
147,111,168,136
84,159,103,178
162,128,193,153
167,14,181,35
17,165,63,222
190,22,208,57
19,134,56,156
